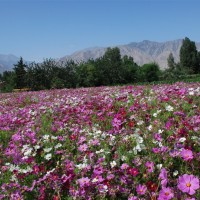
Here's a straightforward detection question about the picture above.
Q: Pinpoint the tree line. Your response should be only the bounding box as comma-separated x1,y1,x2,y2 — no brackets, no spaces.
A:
0,37,200,92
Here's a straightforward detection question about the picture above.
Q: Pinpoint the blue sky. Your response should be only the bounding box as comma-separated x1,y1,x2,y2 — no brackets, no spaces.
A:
0,0,200,62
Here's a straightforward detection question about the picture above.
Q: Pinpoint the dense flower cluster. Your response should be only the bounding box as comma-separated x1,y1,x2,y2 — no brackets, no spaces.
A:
0,82,199,199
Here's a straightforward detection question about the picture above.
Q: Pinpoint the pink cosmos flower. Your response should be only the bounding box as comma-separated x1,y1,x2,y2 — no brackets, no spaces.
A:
158,187,174,200
136,184,147,195
77,177,90,187
120,163,129,170
180,149,193,161
152,147,160,154
177,174,199,195
128,167,139,176
159,168,168,188
128,196,138,200
145,161,154,173
169,149,180,157
78,144,88,152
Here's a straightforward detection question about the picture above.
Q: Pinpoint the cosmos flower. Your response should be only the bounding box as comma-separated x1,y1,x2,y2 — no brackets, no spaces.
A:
177,174,199,195
136,184,147,195
77,177,90,187
159,168,168,188
145,161,154,173
78,144,88,152
158,187,174,200
180,149,193,161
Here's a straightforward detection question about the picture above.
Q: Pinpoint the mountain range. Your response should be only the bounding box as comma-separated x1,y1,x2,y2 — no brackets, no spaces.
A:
1,39,200,74
60,39,200,69
0,54,19,74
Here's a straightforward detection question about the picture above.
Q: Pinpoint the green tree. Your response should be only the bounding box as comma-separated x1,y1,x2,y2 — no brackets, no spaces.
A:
1,71,16,92
167,52,176,71
77,62,96,87
13,57,27,89
98,47,123,85
142,62,160,82
122,55,139,83
180,37,199,74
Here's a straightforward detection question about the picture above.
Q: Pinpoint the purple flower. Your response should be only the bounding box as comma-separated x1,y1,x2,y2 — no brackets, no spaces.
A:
136,184,147,195
97,184,108,193
158,187,174,200
159,168,168,188
169,149,180,157
120,163,129,170
152,147,160,154
77,177,90,187
78,144,88,152
177,174,199,195
154,133,162,141
145,161,154,173
128,196,138,200
180,149,193,161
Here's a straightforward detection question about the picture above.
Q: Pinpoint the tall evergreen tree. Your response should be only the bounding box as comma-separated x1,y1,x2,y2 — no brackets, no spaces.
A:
13,57,27,89
180,37,198,74
167,52,176,71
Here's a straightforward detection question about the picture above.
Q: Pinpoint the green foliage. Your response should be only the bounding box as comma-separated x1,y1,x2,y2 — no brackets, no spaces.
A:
1,37,200,92
0,71,16,92
141,62,161,82
180,37,199,74
167,52,176,71
13,57,27,89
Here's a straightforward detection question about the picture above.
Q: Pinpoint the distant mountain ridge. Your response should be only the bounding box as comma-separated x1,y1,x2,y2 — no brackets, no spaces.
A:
1,39,200,73
60,39,200,69
0,54,19,74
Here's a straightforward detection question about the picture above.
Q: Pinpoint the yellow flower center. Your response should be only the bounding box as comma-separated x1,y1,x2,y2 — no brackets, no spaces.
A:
186,182,191,187
165,192,169,196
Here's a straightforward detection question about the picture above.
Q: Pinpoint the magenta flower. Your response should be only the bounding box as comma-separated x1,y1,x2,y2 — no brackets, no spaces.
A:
78,144,88,152
77,177,90,187
159,168,168,188
180,148,193,161
120,163,129,170
158,187,174,200
128,196,138,200
177,174,199,195
128,167,139,176
145,161,154,173
152,147,160,154
136,184,147,195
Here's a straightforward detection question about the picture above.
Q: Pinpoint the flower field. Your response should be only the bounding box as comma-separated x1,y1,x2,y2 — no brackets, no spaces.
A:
0,82,200,200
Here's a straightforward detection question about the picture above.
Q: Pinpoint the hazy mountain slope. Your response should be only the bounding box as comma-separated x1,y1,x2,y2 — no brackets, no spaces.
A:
0,54,19,74
1,39,200,73
60,39,200,69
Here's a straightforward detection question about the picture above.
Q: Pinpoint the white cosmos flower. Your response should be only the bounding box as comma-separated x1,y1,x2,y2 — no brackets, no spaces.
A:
110,161,117,168
44,147,52,153
96,149,104,154
76,163,87,170
156,164,163,170
148,125,153,131
173,170,179,177
44,153,52,160
92,177,99,183
166,105,174,112
55,143,62,149
179,137,186,143
158,129,164,134
51,136,57,140
34,145,40,150
189,91,194,95
23,148,33,156
137,120,144,125
153,113,158,117
121,156,127,161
